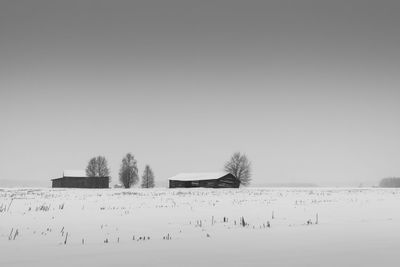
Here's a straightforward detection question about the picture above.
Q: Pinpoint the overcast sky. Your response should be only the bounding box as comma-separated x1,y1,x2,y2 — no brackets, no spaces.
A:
1,0,399,187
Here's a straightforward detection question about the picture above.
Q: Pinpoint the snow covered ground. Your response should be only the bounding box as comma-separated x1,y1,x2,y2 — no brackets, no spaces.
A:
1,188,399,267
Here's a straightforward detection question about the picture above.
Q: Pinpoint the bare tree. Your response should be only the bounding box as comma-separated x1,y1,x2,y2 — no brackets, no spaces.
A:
86,156,110,177
224,152,251,186
119,153,139,188
86,157,97,176
141,165,155,188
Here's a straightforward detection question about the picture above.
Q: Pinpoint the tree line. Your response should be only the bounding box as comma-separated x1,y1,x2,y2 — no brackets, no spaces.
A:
85,151,252,188
85,153,155,188
379,177,400,188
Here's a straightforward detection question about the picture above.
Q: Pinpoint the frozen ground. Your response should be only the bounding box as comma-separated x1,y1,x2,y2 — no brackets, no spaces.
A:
1,188,399,267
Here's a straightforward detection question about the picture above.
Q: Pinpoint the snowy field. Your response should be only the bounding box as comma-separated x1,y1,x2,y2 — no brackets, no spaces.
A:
1,188,399,267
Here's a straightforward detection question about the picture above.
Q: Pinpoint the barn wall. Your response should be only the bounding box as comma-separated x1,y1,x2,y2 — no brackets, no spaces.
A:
51,177,109,188
169,180,189,188
52,179,62,188
87,177,109,188
216,174,240,188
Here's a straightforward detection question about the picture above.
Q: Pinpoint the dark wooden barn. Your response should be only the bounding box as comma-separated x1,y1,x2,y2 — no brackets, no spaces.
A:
168,172,240,188
51,170,109,188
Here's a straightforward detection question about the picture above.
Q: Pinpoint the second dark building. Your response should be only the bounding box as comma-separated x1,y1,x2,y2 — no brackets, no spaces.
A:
168,172,240,188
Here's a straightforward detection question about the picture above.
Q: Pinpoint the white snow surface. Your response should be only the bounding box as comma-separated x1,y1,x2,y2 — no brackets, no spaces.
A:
168,172,230,181
62,170,87,177
1,187,400,267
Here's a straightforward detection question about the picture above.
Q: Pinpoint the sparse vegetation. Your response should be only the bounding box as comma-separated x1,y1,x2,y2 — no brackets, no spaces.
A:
1,187,398,266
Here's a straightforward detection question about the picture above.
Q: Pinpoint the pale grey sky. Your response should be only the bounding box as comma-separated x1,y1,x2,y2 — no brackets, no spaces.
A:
1,0,399,187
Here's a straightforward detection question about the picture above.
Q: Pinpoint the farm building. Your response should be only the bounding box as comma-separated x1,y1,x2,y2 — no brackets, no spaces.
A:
168,172,240,188
51,170,109,188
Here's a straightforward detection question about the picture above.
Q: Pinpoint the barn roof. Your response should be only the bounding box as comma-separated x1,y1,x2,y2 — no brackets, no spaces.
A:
168,172,232,181
63,170,87,177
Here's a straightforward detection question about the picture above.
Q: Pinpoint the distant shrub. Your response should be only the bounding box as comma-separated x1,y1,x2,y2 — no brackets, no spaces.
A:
379,177,400,188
